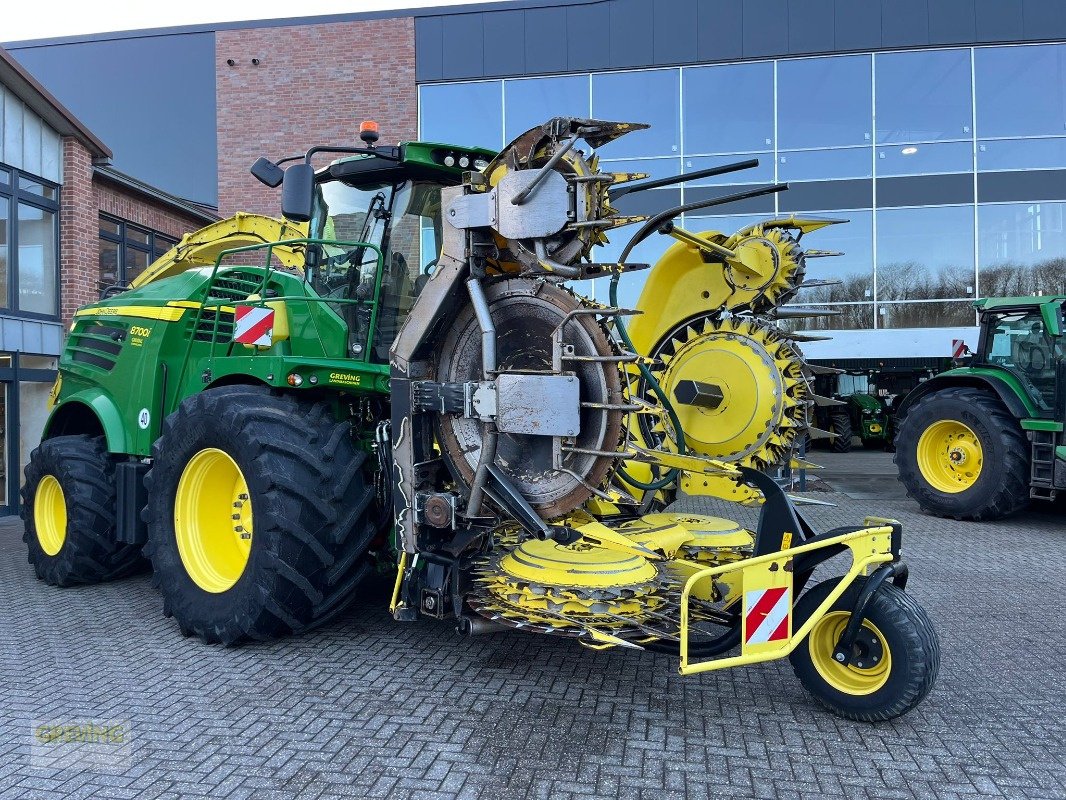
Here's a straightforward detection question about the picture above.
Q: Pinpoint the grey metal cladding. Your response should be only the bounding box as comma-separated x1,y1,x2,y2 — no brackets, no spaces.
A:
977,169,1066,203
485,9,525,76
743,0,789,58
876,174,974,207
654,0,698,66
697,0,743,62
609,0,654,69
415,15,445,82
416,0,1054,82
778,179,873,212
442,13,485,79
0,316,63,356
929,0,977,45
788,0,835,55
567,3,610,71
1022,0,1066,40
881,0,930,49
975,0,1024,42
524,6,567,75
833,0,882,52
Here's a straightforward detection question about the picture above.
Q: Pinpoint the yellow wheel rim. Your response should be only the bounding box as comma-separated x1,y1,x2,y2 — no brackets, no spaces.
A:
916,420,983,493
174,448,253,593
34,475,67,556
808,611,892,695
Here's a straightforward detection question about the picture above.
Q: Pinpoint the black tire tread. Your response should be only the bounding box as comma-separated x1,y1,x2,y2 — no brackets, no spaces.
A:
790,578,940,722
829,413,853,453
21,435,144,586
894,387,1030,520
144,386,377,644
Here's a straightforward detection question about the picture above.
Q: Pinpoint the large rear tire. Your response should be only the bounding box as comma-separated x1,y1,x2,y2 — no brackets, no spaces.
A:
828,413,853,453
790,577,939,722
144,386,377,644
21,435,144,586
894,387,1029,520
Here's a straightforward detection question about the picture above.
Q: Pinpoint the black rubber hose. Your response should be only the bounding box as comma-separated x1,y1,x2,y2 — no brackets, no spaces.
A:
609,231,689,491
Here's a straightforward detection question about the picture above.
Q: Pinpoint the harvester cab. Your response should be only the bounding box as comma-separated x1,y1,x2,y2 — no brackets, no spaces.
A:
26,117,939,723
895,295,1066,518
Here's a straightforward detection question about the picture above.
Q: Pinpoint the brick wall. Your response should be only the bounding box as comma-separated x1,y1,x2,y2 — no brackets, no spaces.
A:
60,138,98,324
216,17,417,217
95,181,207,241
59,138,213,325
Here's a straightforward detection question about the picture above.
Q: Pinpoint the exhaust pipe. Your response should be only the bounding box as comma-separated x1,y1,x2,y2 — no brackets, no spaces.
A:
457,614,510,636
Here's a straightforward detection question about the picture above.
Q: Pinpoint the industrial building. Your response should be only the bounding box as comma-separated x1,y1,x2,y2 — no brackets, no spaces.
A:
2,0,1066,507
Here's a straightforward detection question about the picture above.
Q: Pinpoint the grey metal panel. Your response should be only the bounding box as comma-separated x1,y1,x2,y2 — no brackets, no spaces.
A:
876,174,974,207
977,169,1066,202
9,33,218,206
609,0,655,69
442,13,485,79
833,0,881,52
696,0,743,62
684,185,777,214
928,0,977,45
1023,0,1066,40
415,16,445,82
787,0,835,55
42,323,62,356
975,0,1024,42
612,188,681,217
654,0,698,65
0,317,55,353
484,10,525,77
743,0,789,58
524,7,567,75
881,0,931,48
566,3,610,72
780,179,872,211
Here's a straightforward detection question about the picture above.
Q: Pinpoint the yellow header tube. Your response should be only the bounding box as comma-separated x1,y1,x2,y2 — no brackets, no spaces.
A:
677,524,896,676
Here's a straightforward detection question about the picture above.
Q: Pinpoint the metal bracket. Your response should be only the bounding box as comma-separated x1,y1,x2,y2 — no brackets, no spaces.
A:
832,560,909,666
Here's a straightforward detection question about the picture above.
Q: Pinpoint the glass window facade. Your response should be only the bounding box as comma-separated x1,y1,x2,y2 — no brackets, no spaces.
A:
0,167,59,317
99,216,177,293
419,42,1066,332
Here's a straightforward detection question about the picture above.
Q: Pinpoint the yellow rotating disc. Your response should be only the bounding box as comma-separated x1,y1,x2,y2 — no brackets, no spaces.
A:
647,316,809,469
916,419,983,493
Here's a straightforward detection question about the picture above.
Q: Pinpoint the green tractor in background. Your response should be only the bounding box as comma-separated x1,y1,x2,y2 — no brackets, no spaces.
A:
894,296,1066,520
810,372,892,453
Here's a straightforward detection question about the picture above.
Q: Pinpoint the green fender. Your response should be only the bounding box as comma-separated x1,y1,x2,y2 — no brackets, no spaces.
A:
44,388,132,455
896,369,1035,420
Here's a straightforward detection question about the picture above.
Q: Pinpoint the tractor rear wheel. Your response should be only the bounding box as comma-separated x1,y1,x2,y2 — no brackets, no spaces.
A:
789,577,939,722
144,386,376,644
21,435,144,586
828,413,853,453
894,387,1029,520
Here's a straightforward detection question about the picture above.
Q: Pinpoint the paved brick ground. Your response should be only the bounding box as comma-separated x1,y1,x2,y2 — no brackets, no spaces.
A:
1,488,1064,799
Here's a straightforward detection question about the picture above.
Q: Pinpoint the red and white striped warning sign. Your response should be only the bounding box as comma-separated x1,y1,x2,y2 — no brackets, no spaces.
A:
744,586,791,645
233,305,275,346
952,339,969,359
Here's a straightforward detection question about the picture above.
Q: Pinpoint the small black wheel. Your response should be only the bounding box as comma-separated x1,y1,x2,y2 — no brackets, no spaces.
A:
21,434,144,586
789,577,940,722
829,413,853,453
894,387,1029,520
144,386,377,645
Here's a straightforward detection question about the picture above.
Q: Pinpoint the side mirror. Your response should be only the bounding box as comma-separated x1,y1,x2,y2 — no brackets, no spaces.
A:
281,163,315,222
250,157,284,188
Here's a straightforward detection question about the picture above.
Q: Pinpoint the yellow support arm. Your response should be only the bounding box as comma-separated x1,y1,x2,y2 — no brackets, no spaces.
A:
130,213,309,288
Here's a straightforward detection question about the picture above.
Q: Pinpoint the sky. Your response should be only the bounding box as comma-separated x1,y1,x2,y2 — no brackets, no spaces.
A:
4,0,501,43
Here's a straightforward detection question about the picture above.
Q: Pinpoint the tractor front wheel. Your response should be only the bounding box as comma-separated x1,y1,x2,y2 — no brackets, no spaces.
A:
789,577,939,722
21,435,144,586
144,386,377,644
828,413,853,453
894,387,1029,520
